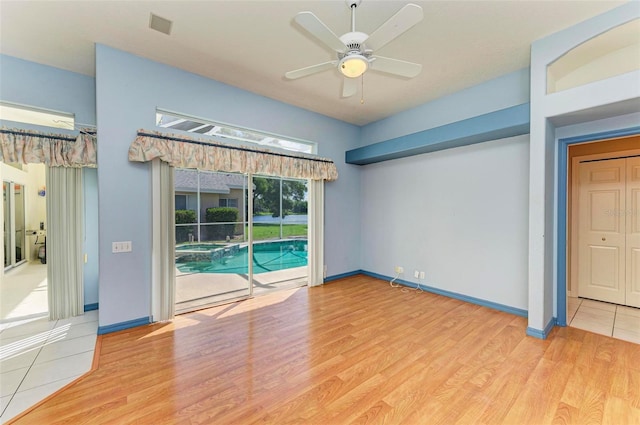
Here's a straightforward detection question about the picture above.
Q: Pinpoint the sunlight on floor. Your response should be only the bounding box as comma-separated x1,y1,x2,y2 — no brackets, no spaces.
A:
1,263,48,322
0,263,98,423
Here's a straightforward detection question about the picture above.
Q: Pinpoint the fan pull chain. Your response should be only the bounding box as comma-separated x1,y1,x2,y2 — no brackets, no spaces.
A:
360,74,365,104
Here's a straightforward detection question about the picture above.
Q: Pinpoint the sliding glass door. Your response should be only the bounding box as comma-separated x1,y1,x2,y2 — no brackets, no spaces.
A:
251,176,308,295
174,170,309,313
3,181,26,270
174,169,251,312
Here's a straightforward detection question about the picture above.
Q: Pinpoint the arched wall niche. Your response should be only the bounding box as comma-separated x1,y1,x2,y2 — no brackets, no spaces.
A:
547,18,639,94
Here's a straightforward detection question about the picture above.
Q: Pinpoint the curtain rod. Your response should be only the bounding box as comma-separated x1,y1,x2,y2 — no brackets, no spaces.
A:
0,128,78,142
137,131,334,164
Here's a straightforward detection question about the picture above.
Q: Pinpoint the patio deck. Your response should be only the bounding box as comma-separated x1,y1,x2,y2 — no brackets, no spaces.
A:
175,266,308,313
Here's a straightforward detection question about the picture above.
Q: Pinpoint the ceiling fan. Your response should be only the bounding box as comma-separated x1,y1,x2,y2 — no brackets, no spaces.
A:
285,0,424,98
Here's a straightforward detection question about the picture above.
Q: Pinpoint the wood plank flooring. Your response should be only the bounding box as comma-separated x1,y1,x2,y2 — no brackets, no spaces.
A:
9,275,640,424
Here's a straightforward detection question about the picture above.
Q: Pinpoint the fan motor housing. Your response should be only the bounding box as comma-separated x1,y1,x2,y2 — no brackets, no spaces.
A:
339,31,369,58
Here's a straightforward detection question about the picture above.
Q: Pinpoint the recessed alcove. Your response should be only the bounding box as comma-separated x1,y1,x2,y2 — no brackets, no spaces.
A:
547,19,640,94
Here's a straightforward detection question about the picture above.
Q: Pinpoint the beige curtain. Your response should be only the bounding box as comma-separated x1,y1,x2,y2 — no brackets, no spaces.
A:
128,129,338,181
46,167,84,320
156,160,176,321
308,179,325,287
0,127,96,167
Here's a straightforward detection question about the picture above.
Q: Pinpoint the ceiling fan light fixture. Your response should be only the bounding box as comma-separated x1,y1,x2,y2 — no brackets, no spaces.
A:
339,54,368,78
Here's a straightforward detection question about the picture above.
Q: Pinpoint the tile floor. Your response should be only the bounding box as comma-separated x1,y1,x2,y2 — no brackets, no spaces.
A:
0,263,98,423
0,263,48,322
568,296,640,344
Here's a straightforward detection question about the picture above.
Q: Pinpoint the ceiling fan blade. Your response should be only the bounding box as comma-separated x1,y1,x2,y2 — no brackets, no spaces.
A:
294,11,347,53
365,4,423,51
342,77,358,98
285,61,338,80
370,56,422,78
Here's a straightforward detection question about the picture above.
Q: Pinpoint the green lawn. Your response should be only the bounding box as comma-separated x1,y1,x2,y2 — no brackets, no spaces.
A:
177,223,307,244
249,223,307,241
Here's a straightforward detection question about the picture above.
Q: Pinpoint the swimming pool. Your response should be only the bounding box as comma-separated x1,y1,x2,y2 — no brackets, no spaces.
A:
176,239,307,274
176,243,226,252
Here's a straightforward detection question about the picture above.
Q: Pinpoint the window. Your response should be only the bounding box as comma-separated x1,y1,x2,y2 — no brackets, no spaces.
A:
0,102,74,129
156,110,315,154
219,198,238,208
175,195,187,210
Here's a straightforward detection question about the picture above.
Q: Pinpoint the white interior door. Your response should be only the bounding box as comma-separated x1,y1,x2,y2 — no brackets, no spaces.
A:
578,158,626,304
626,157,640,308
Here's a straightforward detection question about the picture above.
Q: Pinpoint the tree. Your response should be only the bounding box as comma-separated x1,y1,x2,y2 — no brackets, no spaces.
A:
252,177,307,218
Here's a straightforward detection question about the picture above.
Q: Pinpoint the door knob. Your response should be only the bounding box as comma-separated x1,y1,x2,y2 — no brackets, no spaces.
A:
602,237,606,241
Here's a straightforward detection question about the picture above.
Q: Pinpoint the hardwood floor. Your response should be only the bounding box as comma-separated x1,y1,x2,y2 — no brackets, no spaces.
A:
9,275,640,424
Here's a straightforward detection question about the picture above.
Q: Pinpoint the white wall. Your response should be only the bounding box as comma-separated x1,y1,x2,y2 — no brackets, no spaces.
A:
25,164,46,230
360,134,530,310
25,164,46,261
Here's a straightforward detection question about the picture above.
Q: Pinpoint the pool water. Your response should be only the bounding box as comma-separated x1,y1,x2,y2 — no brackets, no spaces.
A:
176,240,307,274
176,243,225,252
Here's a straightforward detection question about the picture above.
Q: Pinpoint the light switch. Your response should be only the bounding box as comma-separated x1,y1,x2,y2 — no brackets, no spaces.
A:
112,241,132,253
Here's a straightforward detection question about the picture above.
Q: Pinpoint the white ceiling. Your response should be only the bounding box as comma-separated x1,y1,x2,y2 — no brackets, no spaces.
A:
0,0,628,126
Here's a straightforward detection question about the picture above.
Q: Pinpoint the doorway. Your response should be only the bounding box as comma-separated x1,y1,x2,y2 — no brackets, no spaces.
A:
568,138,640,307
573,156,640,307
1,163,49,322
564,135,640,343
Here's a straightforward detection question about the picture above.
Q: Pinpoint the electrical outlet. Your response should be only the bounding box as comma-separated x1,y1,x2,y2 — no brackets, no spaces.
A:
414,270,420,278
395,266,403,274
419,271,425,279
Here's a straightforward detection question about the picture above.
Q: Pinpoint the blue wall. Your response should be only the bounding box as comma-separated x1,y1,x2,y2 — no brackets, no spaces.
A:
95,45,361,328
355,63,533,314
0,54,99,307
0,55,95,125
360,68,530,146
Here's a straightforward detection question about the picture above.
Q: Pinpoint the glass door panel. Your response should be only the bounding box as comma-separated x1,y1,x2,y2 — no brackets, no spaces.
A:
251,176,308,295
174,170,250,313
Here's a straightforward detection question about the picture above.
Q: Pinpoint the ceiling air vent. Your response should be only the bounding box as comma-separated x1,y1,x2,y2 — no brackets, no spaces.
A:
149,13,172,35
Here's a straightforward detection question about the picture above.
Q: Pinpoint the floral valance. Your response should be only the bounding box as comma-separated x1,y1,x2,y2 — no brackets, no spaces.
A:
0,127,97,167
128,129,338,181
